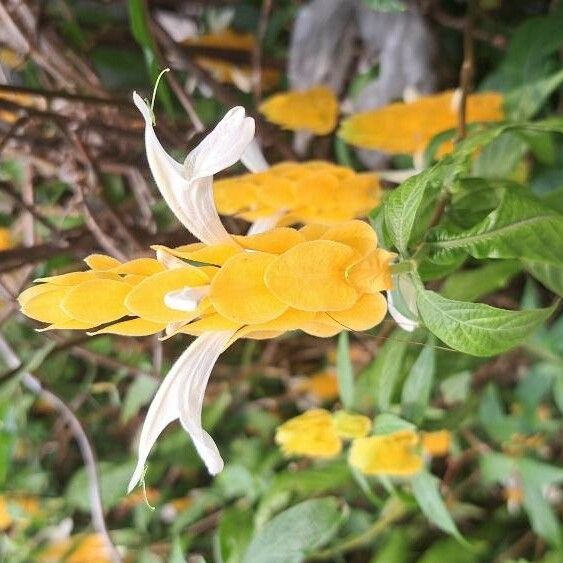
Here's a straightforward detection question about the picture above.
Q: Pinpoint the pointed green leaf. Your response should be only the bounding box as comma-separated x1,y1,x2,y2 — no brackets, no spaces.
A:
337,331,355,410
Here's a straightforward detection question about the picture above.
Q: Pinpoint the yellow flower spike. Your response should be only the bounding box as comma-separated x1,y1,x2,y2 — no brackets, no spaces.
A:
421,430,452,457
20,286,78,326
275,409,342,458
214,162,380,227
265,240,359,312
298,370,340,401
259,87,339,135
349,430,424,477
329,293,388,331
233,228,305,254
125,267,209,324
210,252,288,324
61,279,133,325
333,411,372,439
18,284,62,307
339,90,504,155
84,254,121,270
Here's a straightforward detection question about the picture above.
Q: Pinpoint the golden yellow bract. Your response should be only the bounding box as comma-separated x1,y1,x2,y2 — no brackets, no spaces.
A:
348,430,423,476
38,533,113,563
18,221,391,341
421,430,452,457
339,90,504,155
275,409,371,458
214,161,380,226
259,87,339,135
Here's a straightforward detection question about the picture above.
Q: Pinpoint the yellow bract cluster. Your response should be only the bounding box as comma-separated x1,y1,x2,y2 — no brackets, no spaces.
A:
259,87,339,135
39,533,113,563
183,30,279,92
275,409,371,457
214,161,380,225
275,409,453,478
19,221,392,340
339,90,504,155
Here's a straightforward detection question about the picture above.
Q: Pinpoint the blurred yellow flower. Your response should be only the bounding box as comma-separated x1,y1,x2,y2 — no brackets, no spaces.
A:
297,370,340,402
0,227,12,250
0,494,39,531
275,409,371,458
349,430,423,476
259,87,339,135
214,161,380,226
0,90,47,124
421,430,451,457
339,90,504,155
183,30,279,92
39,533,113,563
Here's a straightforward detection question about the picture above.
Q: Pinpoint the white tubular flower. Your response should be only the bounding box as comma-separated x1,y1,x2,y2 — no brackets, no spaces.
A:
133,92,255,245
241,139,270,172
128,330,235,492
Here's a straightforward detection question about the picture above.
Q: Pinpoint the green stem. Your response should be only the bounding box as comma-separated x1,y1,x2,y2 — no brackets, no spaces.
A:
391,261,416,275
308,497,410,560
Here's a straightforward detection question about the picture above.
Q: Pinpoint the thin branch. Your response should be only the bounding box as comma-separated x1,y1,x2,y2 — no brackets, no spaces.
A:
0,336,122,563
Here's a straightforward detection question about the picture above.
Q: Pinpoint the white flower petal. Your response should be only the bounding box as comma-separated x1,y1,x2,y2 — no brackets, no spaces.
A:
156,248,186,269
185,107,255,179
133,92,236,246
387,290,418,332
177,331,235,475
241,139,269,172
164,286,210,312
247,210,286,235
128,331,234,492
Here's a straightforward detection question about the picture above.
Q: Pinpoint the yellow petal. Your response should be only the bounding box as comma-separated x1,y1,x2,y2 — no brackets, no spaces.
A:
125,267,209,323
275,409,342,458
109,258,164,276
180,313,242,336
21,286,72,324
18,284,59,307
333,411,372,439
233,228,305,254
321,220,378,257
152,243,240,266
39,318,97,331
210,252,288,324
328,293,387,331
421,430,451,457
61,279,132,325
264,240,358,311
299,224,330,240
234,308,315,340
346,250,393,293
259,87,338,135
89,318,165,336
34,271,119,286
348,431,423,476
84,254,122,270
301,314,343,337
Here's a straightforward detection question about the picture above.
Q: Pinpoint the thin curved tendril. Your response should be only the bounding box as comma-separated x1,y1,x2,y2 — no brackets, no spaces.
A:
149,68,170,125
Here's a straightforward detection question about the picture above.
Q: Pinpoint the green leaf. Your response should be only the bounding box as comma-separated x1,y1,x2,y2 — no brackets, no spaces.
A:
415,285,556,356
121,374,158,423
336,331,355,410
401,337,436,424
427,189,563,265
361,331,409,410
362,0,406,12
370,529,410,563
215,507,254,563
384,161,459,255
242,498,346,563
524,260,563,296
411,471,464,542
472,132,528,178
440,260,521,301
373,413,415,435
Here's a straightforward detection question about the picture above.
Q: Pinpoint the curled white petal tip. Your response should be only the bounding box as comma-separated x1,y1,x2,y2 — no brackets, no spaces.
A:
127,331,235,492
164,286,210,312
134,90,251,246
387,291,418,332
241,138,270,173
